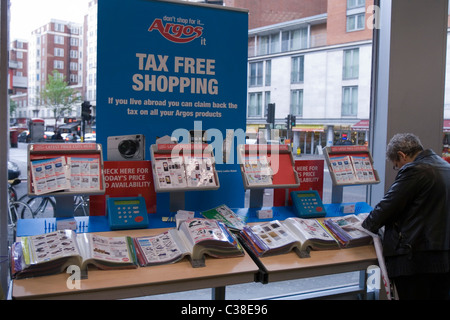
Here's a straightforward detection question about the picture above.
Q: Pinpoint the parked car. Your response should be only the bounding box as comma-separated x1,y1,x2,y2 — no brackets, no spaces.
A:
8,160,20,180
18,130,29,142
61,133,80,142
84,133,96,142
43,131,55,140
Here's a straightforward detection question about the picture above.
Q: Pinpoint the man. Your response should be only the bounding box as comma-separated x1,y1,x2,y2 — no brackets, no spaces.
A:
362,133,450,299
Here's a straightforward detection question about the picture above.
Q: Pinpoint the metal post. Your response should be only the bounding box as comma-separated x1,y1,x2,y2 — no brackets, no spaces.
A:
212,286,226,300
0,0,9,299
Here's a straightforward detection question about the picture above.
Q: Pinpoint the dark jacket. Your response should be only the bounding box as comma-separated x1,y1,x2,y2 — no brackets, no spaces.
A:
362,149,450,276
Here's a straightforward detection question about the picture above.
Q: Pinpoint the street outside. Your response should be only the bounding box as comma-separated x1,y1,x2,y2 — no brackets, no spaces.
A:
8,141,369,300
9,142,29,199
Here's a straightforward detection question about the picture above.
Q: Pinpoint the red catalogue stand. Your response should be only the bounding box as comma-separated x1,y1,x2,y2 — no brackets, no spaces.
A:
323,145,380,203
27,143,106,219
150,143,220,211
238,144,300,207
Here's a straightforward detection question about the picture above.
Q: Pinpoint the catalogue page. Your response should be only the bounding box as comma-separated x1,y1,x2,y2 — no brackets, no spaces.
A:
69,157,101,191
30,157,69,195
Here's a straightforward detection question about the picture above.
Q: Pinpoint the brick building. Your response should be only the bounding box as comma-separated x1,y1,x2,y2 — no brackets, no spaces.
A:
8,39,28,127
25,19,83,130
9,0,448,151
243,0,375,153
224,0,327,30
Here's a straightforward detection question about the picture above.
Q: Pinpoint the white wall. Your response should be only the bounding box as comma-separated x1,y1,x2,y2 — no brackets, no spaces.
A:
265,42,373,122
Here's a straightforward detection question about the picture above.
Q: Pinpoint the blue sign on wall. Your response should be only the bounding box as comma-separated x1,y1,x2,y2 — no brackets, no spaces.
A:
97,0,248,211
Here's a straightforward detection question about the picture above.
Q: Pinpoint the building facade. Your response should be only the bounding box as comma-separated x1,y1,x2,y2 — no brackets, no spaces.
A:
84,0,98,113
8,0,450,153
16,18,84,131
8,39,28,127
245,0,374,154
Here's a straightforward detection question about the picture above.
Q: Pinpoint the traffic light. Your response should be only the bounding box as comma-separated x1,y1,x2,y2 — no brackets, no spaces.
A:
290,114,296,127
267,103,275,125
286,114,291,130
286,114,296,129
81,101,92,121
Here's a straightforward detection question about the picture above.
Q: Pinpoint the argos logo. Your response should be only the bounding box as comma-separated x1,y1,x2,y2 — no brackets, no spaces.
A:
148,18,203,43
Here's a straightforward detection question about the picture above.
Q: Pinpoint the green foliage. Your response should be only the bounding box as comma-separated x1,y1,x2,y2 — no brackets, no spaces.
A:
40,70,81,127
9,98,17,116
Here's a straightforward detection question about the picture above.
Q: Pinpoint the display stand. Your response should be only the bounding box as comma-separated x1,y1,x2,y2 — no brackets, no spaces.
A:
150,143,220,212
238,144,300,207
323,146,380,203
27,143,106,219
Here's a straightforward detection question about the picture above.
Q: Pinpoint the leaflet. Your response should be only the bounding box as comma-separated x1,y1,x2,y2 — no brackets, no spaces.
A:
154,155,216,189
243,155,273,186
350,156,377,182
30,157,69,195
154,156,187,189
185,156,216,188
328,155,357,184
30,156,101,195
69,157,101,191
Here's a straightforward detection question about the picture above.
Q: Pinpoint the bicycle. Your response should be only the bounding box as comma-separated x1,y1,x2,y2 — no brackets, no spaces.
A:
7,179,34,240
17,193,90,218
18,193,56,219
74,195,90,216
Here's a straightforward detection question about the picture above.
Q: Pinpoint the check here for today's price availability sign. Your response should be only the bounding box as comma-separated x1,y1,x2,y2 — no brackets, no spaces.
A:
96,0,249,211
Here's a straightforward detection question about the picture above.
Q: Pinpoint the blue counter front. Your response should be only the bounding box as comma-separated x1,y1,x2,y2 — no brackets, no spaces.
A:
15,202,373,237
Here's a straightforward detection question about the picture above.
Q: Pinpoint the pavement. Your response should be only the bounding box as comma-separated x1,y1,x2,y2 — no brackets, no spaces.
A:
9,142,28,175
8,142,29,199
7,142,369,300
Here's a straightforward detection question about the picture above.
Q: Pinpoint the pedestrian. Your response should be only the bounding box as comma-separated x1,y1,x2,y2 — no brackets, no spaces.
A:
54,130,63,141
362,133,450,299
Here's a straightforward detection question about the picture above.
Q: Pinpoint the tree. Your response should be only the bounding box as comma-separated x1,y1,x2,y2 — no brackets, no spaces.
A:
9,98,17,117
40,70,81,128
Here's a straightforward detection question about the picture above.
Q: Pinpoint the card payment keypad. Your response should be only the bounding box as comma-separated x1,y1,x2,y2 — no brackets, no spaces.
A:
116,205,143,223
299,197,323,214
291,190,326,218
107,196,149,230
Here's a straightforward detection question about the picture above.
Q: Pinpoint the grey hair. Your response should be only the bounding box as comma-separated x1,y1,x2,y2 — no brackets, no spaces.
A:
386,133,424,162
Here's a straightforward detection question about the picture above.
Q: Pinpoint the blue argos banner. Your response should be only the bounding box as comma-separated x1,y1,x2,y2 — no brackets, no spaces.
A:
97,0,248,211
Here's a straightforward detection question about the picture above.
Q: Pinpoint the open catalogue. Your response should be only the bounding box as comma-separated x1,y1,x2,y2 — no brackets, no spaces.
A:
30,156,101,195
11,230,137,279
240,213,373,259
323,213,372,248
240,218,340,258
153,155,216,189
242,155,273,186
134,218,244,268
328,155,377,185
